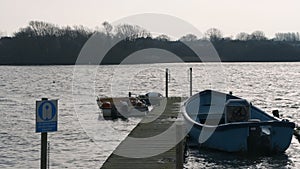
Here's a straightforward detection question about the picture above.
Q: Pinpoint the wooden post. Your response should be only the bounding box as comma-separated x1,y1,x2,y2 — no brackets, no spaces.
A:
166,68,169,98
41,98,48,169
176,123,183,169
189,68,192,97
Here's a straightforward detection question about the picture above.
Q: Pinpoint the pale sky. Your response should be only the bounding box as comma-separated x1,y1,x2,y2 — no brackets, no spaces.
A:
1,0,300,38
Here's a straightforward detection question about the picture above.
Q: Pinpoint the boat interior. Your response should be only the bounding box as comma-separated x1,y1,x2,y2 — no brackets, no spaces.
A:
185,90,277,126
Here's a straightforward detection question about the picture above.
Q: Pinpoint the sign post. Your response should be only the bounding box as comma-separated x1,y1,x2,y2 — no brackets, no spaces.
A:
36,98,58,169
189,68,192,97
41,132,47,169
165,68,169,98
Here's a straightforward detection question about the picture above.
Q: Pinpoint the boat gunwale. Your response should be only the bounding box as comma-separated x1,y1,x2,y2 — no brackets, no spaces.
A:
182,90,296,131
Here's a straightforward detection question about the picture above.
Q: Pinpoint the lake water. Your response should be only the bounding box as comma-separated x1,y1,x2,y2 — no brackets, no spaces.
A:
0,63,299,168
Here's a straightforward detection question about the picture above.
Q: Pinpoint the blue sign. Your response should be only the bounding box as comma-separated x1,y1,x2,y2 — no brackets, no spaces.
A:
36,100,58,133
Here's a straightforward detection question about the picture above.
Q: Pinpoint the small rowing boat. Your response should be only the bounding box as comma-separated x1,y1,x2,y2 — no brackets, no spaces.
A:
182,90,295,154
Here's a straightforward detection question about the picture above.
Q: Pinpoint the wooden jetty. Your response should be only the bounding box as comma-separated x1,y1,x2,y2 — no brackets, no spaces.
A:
101,97,185,169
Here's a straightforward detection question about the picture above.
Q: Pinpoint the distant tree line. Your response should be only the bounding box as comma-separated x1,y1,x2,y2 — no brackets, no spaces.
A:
0,20,300,65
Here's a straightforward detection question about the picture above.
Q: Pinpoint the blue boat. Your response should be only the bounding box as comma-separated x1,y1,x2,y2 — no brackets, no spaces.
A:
182,90,295,154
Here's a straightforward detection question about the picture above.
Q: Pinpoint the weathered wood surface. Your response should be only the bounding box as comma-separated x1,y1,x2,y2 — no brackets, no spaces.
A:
101,97,185,169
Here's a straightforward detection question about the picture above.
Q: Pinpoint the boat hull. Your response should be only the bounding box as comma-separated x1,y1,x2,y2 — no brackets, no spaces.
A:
100,105,148,120
187,121,294,153
97,97,149,120
183,90,295,154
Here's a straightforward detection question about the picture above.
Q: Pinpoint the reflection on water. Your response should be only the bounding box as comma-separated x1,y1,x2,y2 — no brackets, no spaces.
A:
0,63,299,168
185,147,293,169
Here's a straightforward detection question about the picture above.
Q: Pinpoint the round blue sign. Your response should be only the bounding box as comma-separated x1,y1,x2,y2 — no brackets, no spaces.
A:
38,101,56,121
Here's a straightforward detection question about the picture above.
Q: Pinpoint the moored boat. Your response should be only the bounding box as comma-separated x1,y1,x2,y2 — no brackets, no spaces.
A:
182,90,295,154
96,92,163,120
97,96,148,120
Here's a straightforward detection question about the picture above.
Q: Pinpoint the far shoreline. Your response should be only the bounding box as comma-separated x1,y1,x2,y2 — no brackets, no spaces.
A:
1,61,300,66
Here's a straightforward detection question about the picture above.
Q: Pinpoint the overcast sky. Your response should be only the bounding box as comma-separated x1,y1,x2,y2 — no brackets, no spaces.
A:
1,0,300,38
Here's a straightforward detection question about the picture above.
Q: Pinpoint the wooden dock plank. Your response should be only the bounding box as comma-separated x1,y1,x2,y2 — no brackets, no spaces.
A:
101,97,184,169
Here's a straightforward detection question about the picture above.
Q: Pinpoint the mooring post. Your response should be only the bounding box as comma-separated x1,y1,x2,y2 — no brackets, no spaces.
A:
176,122,183,169
41,98,48,169
189,68,192,97
166,68,169,98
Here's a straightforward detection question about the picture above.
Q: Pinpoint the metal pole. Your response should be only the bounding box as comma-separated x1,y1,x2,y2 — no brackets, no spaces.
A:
165,68,168,98
41,133,47,169
41,98,48,169
47,141,50,169
189,68,192,97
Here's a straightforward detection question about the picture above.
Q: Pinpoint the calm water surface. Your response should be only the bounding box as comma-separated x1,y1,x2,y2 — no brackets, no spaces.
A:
0,63,299,168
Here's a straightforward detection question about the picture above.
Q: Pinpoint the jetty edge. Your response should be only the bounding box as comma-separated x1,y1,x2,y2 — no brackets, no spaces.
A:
101,97,186,169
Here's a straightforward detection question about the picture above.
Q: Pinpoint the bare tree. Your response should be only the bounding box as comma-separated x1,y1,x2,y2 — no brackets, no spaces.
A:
250,30,267,40
72,25,92,38
137,29,152,39
275,32,300,41
205,28,223,41
102,21,113,37
179,34,198,41
14,27,34,38
235,32,250,41
155,34,170,41
28,21,61,37
115,24,151,40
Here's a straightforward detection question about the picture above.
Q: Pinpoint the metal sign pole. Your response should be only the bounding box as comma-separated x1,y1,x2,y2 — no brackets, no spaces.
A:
41,98,48,169
41,132,47,169
165,68,169,98
47,141,50,169
36,97,57,169
189,68,192,97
